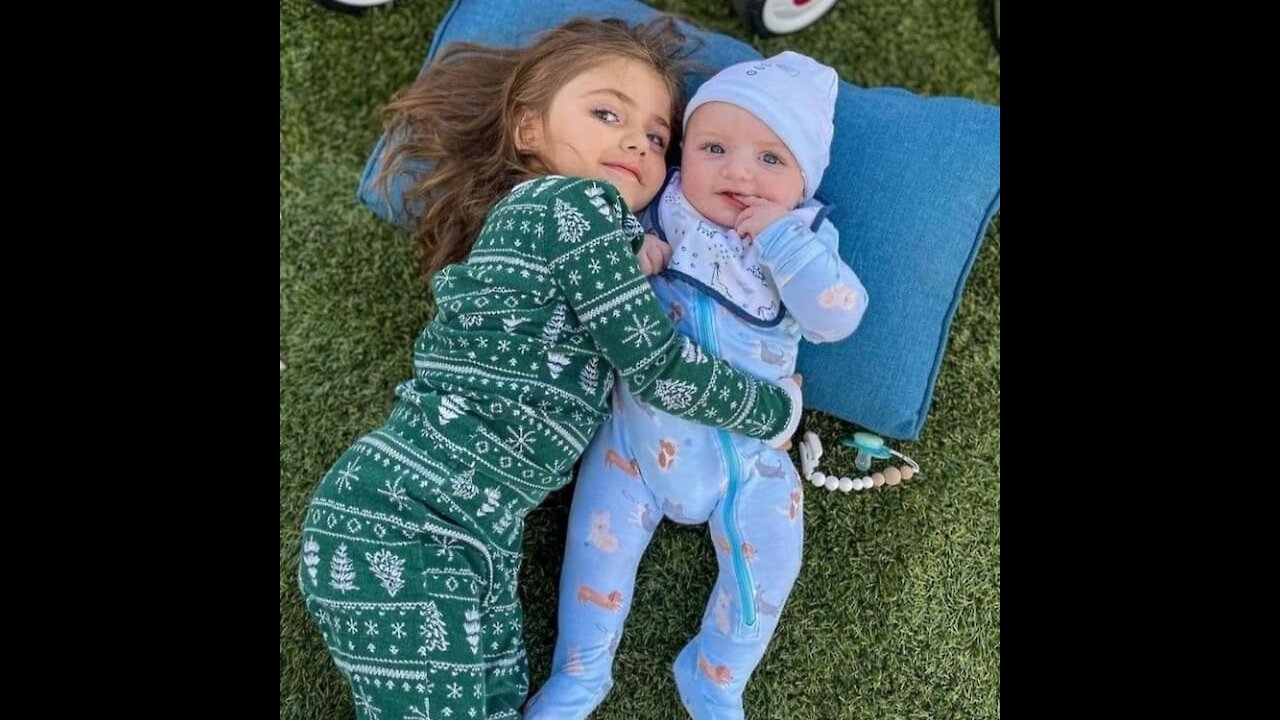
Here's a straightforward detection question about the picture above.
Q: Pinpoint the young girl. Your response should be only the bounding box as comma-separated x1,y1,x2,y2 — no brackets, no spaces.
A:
296,17,802,720
527,51,865,720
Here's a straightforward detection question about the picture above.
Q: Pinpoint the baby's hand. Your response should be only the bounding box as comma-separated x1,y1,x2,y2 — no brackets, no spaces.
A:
636,232,672,276
734,196,791,244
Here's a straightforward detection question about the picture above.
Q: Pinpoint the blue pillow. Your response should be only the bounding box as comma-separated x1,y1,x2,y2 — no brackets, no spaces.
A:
358,0,1000,441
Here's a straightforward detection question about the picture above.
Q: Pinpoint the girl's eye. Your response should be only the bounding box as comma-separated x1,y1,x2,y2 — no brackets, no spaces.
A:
648,133,667,149
592,109,619,123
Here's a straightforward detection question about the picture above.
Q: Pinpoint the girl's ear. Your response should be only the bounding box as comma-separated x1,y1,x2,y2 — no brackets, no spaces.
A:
515,110,541,153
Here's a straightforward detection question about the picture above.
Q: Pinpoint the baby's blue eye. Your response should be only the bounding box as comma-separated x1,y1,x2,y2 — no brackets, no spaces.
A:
704,143,725,155
761,152,781,165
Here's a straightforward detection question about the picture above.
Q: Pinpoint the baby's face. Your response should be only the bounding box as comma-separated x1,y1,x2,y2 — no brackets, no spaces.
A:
680,102,806,228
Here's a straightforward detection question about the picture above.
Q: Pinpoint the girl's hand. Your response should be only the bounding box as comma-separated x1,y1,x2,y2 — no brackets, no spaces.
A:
636,233,672,276
777,373,803,451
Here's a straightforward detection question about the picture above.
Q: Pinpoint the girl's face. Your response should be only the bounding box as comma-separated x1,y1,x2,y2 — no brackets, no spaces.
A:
520,57,673,212
680,102,805,229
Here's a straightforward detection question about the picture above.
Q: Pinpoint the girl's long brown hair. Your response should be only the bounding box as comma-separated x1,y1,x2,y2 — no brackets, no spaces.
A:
377,16,698,279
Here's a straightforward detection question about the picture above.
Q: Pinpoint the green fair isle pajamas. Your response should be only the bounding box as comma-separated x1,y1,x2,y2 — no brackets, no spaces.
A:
300,418,531,720
298,176,799,720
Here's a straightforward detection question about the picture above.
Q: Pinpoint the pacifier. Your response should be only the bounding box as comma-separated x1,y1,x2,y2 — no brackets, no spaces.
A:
798,431,922,492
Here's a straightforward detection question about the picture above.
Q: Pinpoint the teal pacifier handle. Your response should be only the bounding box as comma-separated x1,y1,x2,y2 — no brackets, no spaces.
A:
842,431,894,472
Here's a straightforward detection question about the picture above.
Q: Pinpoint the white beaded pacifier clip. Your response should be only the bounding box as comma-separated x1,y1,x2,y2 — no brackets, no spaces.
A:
798,431,922,492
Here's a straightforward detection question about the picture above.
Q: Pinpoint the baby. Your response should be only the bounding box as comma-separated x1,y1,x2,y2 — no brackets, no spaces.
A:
528,51,868,720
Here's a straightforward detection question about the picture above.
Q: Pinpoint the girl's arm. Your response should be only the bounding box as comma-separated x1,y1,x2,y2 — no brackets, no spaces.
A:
542,178,800,446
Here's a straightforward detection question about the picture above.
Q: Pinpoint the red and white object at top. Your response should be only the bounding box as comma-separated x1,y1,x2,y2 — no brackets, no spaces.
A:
310,0,840,37
733,0,839,37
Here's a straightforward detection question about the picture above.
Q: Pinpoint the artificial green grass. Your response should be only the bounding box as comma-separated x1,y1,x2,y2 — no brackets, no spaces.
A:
281,1,999,717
